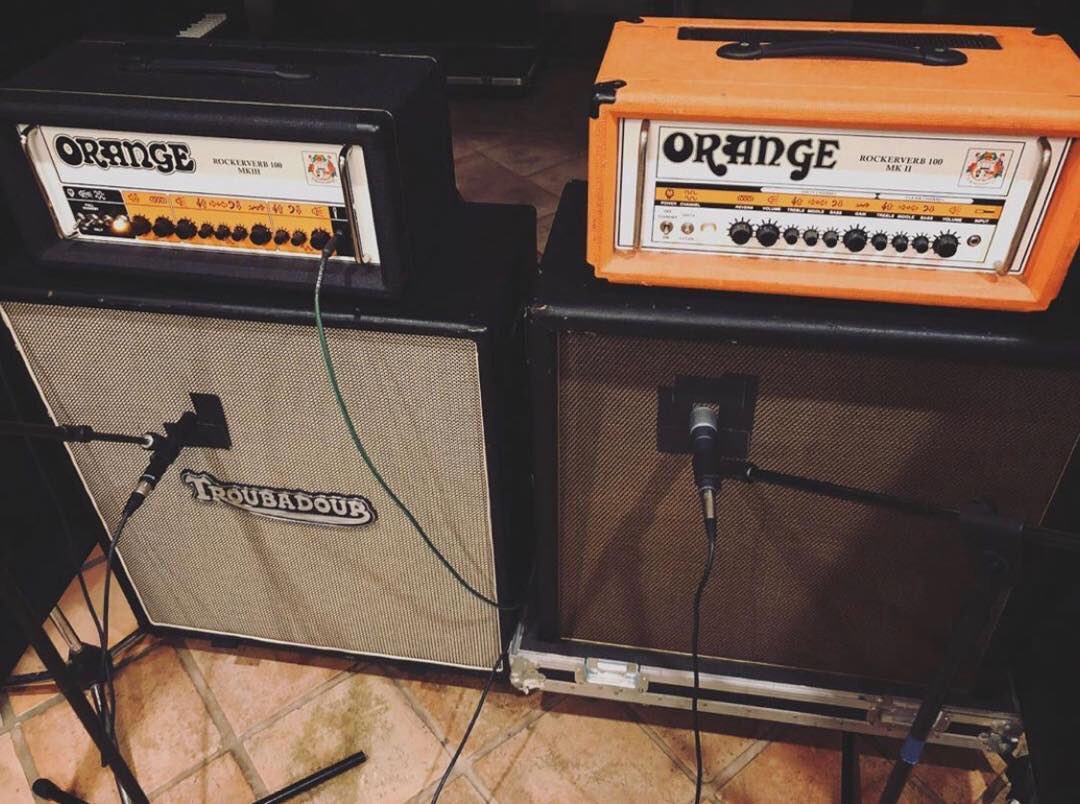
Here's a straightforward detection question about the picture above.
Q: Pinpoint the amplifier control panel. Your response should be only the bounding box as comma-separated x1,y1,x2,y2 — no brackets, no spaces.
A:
615,121,1068,276
21,126,381,265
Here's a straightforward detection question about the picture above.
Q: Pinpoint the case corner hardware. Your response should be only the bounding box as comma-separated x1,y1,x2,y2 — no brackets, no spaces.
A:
509,652,546,694
590,80,626,119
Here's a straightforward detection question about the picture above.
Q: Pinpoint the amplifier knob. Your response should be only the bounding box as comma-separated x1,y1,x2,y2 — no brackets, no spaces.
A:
310,228,331,250
755,222,780,247
130,215,152,237
891,234,909,253
290,230,308,247
912,235,930,254
152,217,175,238
932,232,959,258
273,228,290,245
871,232,889,251
175,218,197,240
842,227,868,252
231,225,248,242
250,224,272,245
214,224,231,240
782,227,800,245
822,230,839,248
802,229,819,246
727,220,753,245
198,223,214,239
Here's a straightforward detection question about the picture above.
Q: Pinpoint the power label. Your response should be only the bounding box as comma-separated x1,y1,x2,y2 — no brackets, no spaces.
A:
615,120,1066,274
21,125,381,264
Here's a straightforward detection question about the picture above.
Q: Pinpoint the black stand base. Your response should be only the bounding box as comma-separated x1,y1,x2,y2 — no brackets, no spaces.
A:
0,555,149,804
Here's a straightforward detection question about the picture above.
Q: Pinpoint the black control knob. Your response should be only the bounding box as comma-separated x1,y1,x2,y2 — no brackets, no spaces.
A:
912,235,930,254
891,234,909,253
198,223,214,239
214,224,231,241
932,232,959,258
782,227,800,245
231,225,248,242
175,218,197,240
802,229,819,246
273,228,290,246
309,228,332,250
728,220,753,245
290,230,307,247
151,217,175,238
250,224,272,245
843,227,868,252
755,222,780,247
822,230,839,248
870,232,888,251
130,215,152,237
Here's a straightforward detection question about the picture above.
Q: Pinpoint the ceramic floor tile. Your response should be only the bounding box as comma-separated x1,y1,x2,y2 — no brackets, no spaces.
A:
482,132,585,178
915,758,1001,801
392,665,547,752
409,775,485,804
870,737,1003,801
528,155,587,197
244,669,445,802
719,732,840,803
451,129,512,161
0,732,34,804
630,706,763,786
152,752,254,803
7,560,139,716
185,640,353,735
455,153,559,217
536,213,555,253
474,696,694,803
20,646,218,803
855,739,935,803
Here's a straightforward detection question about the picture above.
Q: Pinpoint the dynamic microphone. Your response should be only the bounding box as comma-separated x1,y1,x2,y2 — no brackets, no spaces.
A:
120,394,231,519
689,404,720,522
121,412,197,518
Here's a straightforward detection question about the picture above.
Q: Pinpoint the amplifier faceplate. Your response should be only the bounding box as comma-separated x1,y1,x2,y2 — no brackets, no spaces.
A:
616,120,1066,275
21,125,380,265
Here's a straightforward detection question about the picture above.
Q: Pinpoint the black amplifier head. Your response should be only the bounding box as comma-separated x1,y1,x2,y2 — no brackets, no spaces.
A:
0,37,458,297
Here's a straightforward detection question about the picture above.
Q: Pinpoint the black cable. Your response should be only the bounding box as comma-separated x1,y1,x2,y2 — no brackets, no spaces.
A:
431,647,507,803
99,511,131,741
313,239,518,612
692,518,718,804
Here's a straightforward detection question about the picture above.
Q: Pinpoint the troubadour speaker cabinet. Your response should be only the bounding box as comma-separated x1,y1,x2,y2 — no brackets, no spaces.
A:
0,201,534,670
522,183,1080,746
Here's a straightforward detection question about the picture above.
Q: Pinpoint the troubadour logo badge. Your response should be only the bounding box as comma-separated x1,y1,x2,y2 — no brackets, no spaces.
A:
180,470,377,527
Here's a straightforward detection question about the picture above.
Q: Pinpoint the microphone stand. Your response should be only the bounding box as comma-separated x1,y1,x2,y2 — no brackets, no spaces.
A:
0,556,146,804
715,459,1080,804
0,393,230,804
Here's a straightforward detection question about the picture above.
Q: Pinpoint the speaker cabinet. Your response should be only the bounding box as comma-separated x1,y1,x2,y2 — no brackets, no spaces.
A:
0,202,534,670
529,183,1080,702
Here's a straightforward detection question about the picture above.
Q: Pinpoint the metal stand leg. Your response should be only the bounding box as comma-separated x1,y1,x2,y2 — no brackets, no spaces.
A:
0,555,148,804
879,520,1018,804
841,732,860,804
46,608,133,804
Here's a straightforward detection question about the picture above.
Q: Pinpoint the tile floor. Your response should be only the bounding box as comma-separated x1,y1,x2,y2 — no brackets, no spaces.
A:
0,59,1018,802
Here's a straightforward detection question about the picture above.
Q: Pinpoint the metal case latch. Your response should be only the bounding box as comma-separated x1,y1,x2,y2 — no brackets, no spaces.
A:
575,657,648,692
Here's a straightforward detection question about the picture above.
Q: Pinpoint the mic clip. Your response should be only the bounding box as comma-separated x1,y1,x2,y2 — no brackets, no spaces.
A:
122,393,231,518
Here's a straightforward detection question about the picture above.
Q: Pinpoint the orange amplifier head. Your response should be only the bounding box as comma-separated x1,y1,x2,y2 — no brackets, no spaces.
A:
587,19,1080,311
